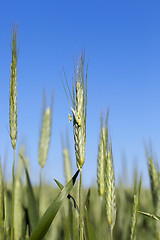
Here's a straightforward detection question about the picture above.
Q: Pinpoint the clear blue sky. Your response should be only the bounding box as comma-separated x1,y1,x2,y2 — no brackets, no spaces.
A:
0,0,160,187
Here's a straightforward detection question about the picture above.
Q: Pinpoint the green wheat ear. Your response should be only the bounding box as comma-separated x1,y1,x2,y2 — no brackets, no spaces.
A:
145,145,159,209
9,24,18,150
97,110,109,197
105,144,116,234
38,91,54,168
97,127,105,196
61,51,88,170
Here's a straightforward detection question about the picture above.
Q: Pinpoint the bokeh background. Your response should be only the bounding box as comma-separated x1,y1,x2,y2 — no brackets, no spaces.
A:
0,0,160,186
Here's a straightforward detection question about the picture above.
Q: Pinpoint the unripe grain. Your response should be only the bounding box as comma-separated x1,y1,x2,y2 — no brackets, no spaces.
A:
71,53,87,170
39,107,52,168
97,127,105,196
9,25,18,150
105,147,116,232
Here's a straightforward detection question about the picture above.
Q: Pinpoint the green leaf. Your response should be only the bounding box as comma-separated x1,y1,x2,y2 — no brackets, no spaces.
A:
29,170,79,240
137,210,160,222
54,178,79,213
24,165,39,230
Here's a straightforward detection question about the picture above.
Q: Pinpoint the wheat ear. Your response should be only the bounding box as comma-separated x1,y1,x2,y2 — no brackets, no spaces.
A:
97,110,109,197
105,144,116,235
9,24,18,150
38,92,53,168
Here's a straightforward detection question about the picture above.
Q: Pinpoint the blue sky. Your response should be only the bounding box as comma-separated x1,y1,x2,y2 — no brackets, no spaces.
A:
0,0,160,187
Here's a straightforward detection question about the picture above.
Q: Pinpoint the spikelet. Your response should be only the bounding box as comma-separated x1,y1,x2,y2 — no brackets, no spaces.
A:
9,25,18,150
105,145,116,232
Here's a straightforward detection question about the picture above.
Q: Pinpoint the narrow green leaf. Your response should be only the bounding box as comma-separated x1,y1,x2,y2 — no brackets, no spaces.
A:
137,210,160,222
53,178,64,190
24,165,39,230
29,170,79,240
54,178,79,213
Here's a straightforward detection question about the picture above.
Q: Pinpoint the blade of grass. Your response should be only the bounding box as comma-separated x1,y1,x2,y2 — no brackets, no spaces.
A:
137,210,160,222
54,178,79,213
29,170,79,240
24,164,39,230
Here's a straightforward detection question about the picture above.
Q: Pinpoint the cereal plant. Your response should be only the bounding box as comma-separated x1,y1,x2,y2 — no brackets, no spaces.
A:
1,24,160,240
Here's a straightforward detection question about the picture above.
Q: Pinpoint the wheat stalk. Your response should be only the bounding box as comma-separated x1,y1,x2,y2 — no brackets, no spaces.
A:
130,177,141,240
61,51,88,240
9,24,19,240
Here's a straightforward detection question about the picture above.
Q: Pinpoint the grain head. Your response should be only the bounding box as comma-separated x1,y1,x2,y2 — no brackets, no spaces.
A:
9,25,18,150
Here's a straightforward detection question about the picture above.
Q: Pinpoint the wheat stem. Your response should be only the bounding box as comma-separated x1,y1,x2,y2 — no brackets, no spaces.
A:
79,170,83,240
11,149,15,240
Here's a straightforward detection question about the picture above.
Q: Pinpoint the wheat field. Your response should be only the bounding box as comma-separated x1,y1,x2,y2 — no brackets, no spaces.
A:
0,25,160,240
